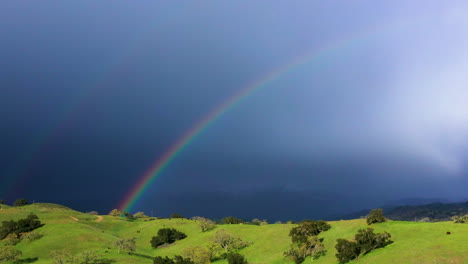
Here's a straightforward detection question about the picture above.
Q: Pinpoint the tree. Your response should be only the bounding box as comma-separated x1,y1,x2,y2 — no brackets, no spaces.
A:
154,256,176,264
211,230,250,253
354,228,392,255
76,251,102,264
335,228,392,263
0,220,17,240
367,209,386,225
134,211,149,218
182,246,211,264
151,228,187,248
13,198,28,207
222,216,243,224
0,246,22,263
124,211,135,220
197,217,216,232
114,238,137,254
50,250,74,264
0,200,4,205
284,236,326,264
0,213,43,240
251,218,261,225
17,213,44,233
171,213,184,218
335,239,360,264
451,215,468,223
154,256,194,264
289,220,331,244
226,252,248,264
109,209,121,217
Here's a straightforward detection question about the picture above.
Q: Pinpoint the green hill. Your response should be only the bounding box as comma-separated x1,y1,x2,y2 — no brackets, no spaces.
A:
1,203,467,263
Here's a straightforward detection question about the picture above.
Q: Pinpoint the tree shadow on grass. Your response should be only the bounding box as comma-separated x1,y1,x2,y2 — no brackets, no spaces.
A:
96,259,117,264
14,257,39,263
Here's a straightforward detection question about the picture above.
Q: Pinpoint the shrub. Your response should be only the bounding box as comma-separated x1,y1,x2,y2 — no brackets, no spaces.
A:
86,211,99,215
13,198,28,207
3,233,20,246
151,228,187,248
367,209,386,225
22,231,44,242
226,252,248,264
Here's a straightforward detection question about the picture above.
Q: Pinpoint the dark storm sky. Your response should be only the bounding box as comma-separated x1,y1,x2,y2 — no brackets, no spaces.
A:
1,1,467,220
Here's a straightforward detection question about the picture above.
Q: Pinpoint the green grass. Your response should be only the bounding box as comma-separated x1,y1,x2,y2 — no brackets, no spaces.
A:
1,204,467,264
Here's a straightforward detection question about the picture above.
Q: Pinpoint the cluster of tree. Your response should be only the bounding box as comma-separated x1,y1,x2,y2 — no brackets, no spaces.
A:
0,213,44,240
335,228,392,263
367,209,386,225
14,198,29,207
283,220,331,264
386,201,468,221
451,214,468,223
0,198,29,207
171,213,185,219
154,255,194,264
50,250,113,264
192,217,217,232
154,230,250,264
222,217,243,224
108,209,150,220
151,228,187,248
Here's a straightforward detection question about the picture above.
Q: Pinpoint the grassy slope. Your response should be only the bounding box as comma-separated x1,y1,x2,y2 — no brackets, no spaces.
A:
1,204,467,264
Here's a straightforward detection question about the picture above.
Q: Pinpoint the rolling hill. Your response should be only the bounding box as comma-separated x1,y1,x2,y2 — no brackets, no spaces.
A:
1,203,467,263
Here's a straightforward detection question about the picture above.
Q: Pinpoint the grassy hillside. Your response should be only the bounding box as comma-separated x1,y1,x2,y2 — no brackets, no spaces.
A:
1,204,467,264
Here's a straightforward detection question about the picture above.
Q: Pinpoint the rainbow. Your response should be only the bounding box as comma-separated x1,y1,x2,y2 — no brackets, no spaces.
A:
116,21,405,212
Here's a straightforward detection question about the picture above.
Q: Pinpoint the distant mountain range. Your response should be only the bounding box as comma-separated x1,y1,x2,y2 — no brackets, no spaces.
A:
336,198,468,221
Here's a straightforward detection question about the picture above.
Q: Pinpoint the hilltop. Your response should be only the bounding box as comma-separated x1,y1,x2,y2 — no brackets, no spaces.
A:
0,203,467,263
339,200,468,221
